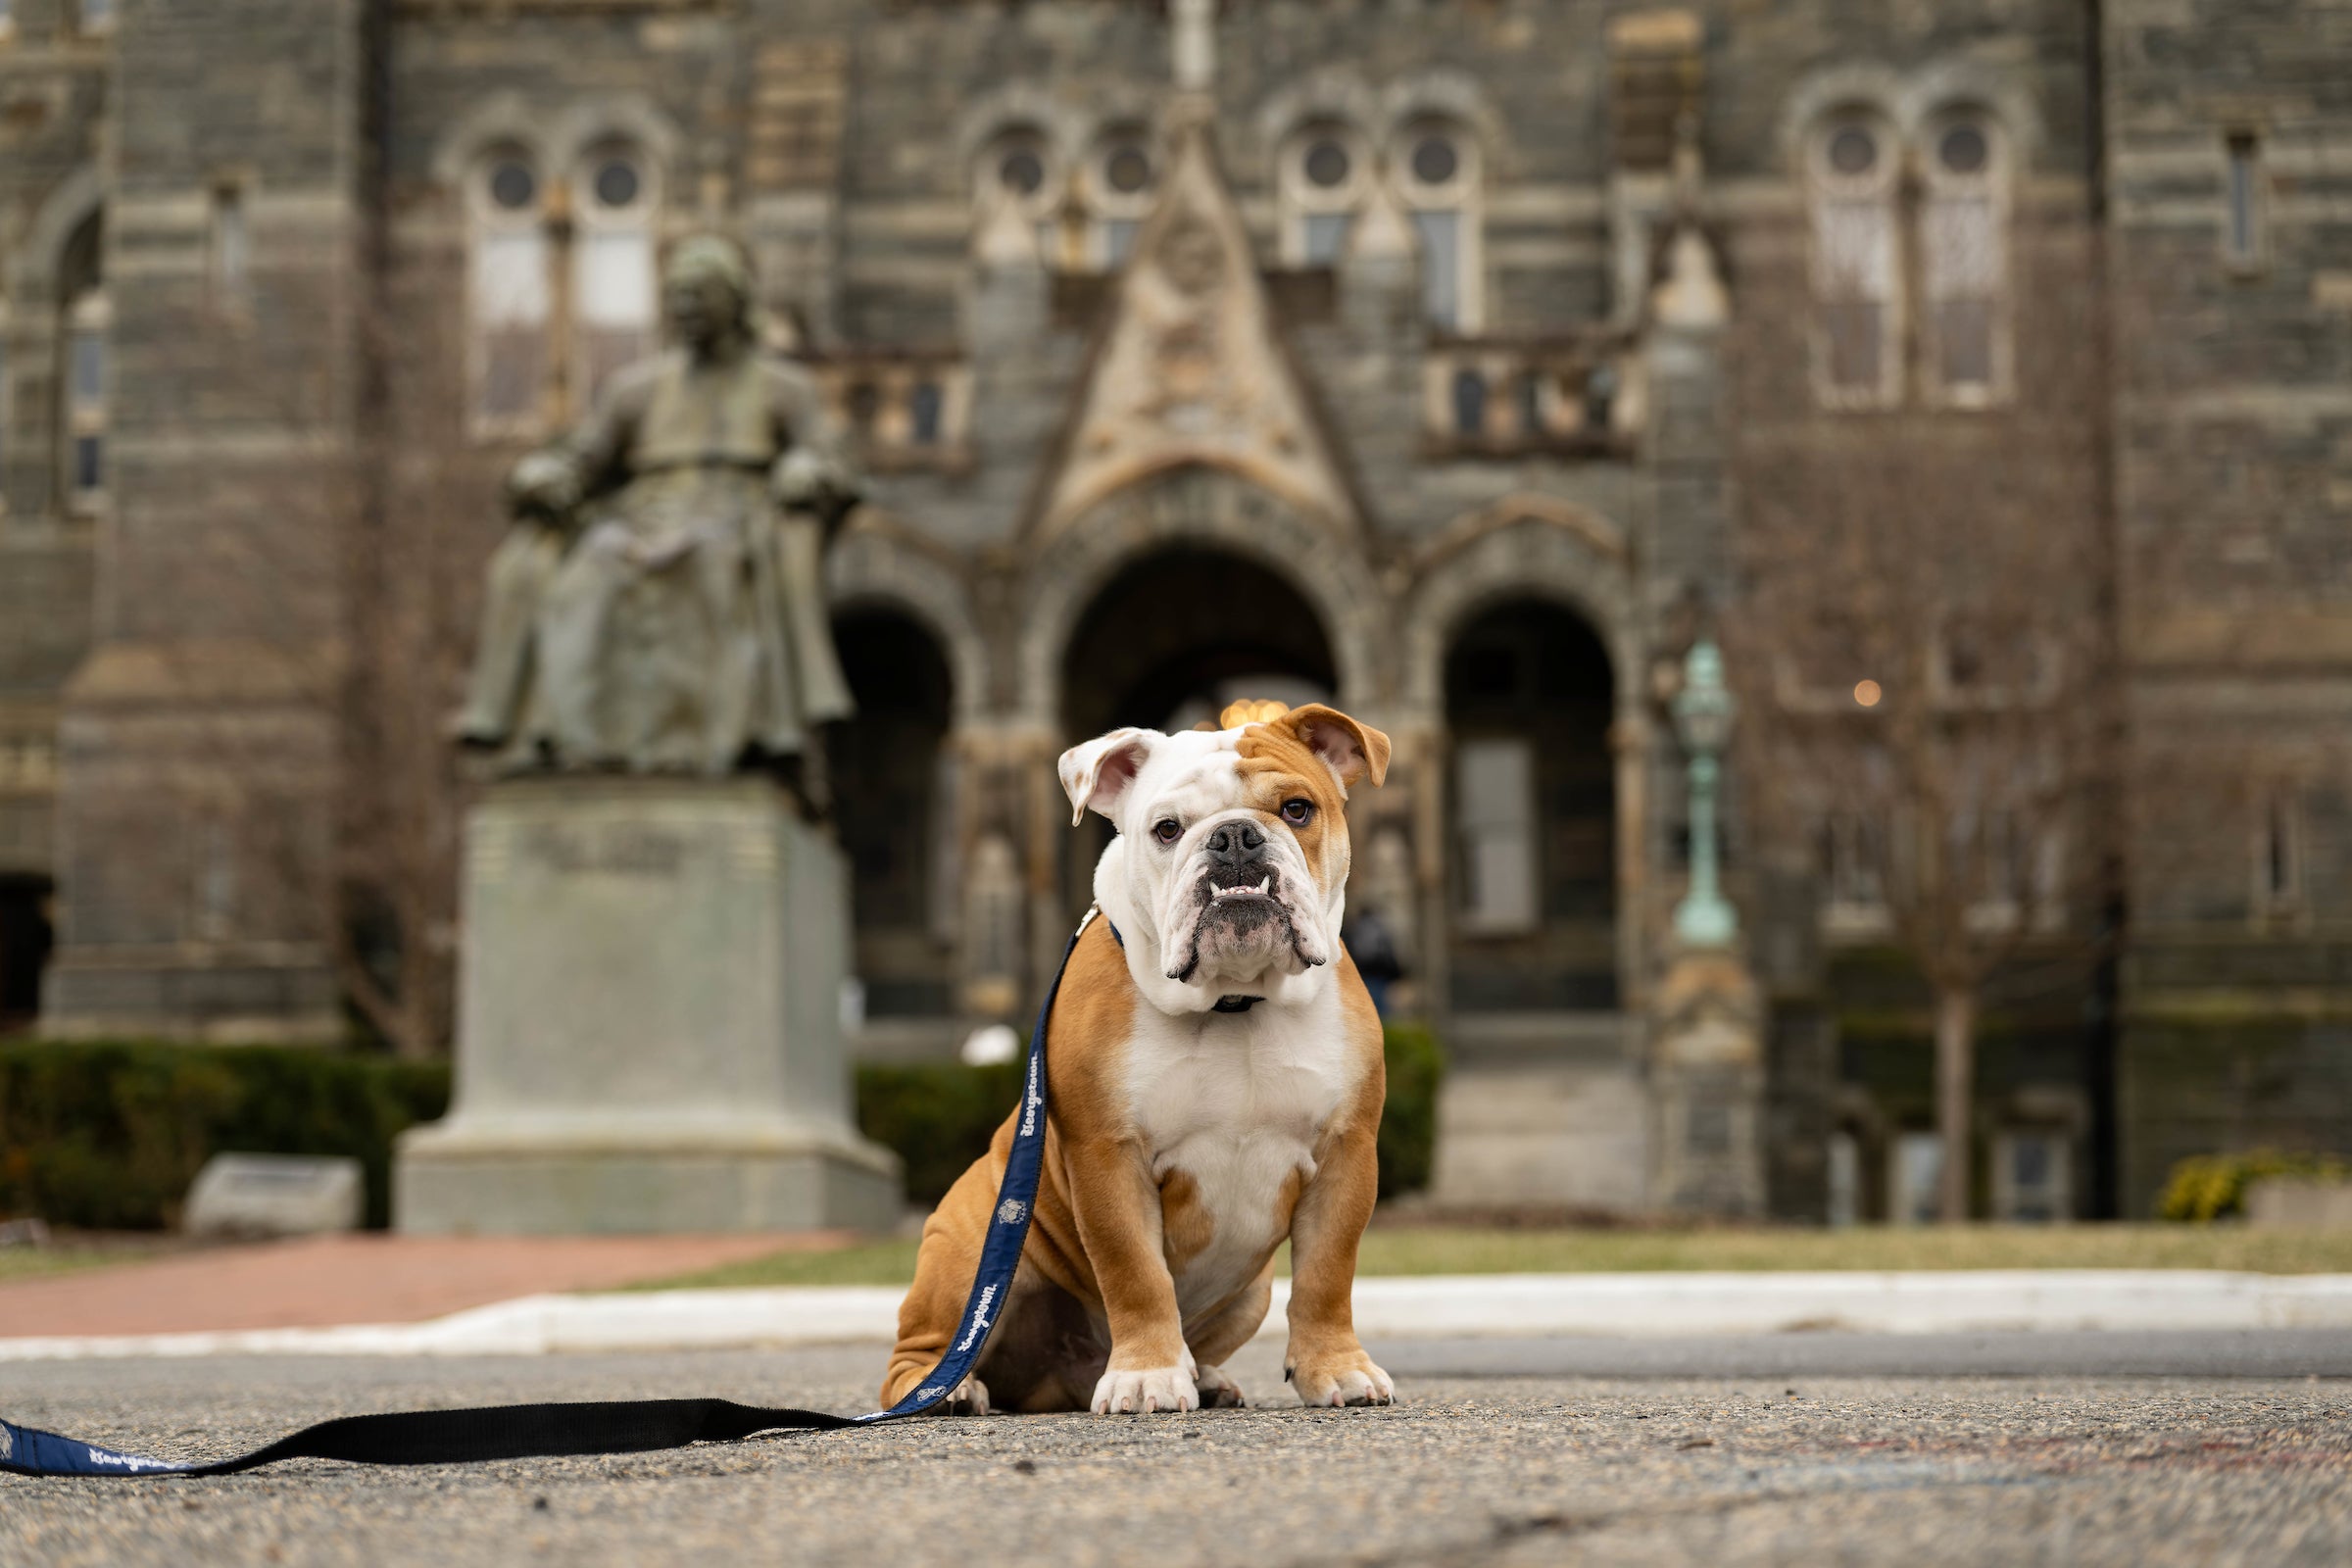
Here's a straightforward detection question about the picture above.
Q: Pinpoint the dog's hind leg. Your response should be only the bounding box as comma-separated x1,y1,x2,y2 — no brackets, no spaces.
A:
880,1148,1005,1411
1184,1259,1275,1408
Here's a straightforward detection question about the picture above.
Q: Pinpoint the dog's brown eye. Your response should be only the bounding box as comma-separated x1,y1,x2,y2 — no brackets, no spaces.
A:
1281,798,1314,826
1153,818,1183,845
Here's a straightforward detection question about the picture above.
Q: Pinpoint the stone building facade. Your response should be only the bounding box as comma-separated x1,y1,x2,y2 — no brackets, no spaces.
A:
1,0,2346,1218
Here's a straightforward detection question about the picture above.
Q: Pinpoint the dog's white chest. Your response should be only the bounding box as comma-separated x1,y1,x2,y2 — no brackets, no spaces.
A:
1124,1000,1352,1312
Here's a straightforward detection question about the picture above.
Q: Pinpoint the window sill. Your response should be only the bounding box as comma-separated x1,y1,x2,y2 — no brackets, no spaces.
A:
1822,905,1892,943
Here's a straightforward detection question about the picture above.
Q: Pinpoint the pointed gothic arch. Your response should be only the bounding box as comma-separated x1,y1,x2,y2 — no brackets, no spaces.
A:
1016,465,1382,729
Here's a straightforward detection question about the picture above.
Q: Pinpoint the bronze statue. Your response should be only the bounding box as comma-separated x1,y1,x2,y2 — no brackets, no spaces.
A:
457,235,859,785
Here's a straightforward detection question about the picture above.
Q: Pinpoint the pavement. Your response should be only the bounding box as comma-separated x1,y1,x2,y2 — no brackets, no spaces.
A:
5,1340,2349,1566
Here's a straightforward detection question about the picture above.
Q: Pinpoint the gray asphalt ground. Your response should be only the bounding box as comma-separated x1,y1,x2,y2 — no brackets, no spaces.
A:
6,1335,2349,1567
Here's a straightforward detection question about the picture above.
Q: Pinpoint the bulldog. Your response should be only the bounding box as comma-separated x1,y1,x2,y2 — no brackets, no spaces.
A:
880,701,1396,1415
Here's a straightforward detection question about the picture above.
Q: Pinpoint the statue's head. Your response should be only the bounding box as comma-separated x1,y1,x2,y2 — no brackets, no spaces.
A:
662,235,756,353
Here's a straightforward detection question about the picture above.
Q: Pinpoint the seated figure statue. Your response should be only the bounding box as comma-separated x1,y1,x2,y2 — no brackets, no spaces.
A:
456,234,859,783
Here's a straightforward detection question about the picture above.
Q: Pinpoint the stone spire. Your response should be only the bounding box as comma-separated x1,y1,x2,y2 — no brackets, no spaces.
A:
1172,0,1215,96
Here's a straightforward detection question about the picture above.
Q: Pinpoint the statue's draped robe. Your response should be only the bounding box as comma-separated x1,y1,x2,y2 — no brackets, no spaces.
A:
462,347,856,773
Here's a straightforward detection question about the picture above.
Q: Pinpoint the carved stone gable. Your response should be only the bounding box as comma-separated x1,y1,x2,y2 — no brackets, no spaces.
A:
1034,122,1358,541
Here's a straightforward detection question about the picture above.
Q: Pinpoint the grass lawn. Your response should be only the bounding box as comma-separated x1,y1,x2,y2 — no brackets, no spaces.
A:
621,1222,2352,1292
0,1239,185,1285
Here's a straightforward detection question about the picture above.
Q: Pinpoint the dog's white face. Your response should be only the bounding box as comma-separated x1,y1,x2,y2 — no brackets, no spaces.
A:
1058,706,1389,1016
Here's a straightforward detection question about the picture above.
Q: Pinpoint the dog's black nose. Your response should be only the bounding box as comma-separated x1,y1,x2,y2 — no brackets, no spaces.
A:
1205,820,1265,860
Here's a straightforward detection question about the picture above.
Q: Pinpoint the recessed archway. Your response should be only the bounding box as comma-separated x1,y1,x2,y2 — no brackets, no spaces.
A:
1017,466,1381,726
0,874,53,1032
833,607,956,1018
1444,597,1618,1011
1061,546,1337,736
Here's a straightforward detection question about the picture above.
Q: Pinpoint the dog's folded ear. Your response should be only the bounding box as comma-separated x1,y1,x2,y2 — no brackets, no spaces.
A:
1276,705,1392,790
1057,727,1159,825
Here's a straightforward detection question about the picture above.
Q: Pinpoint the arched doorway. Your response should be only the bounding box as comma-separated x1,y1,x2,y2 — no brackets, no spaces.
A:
1444,598,1618,1011
832,608,955,1018
0,876,54,1033
1059,546,1336,912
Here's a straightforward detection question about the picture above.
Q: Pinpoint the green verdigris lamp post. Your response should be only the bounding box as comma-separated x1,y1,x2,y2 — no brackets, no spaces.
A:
1671,639,1739,950
1656,637,1764,1218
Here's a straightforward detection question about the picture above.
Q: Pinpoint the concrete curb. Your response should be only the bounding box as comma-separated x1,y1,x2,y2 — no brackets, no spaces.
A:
6,1271,2352,1360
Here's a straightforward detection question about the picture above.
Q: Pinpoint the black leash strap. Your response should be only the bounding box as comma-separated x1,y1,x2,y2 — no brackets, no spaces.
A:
3,1399,856,1479
0,920,1088,1481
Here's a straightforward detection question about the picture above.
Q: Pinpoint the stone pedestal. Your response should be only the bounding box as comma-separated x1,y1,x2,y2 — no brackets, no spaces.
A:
396,777,902,1234
1425,1013,1652,1213
1648,950,1767,1217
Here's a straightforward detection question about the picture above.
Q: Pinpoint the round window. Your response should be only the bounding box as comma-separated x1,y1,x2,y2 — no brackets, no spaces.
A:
1938,122,1989,175
1410,135,1461,187
1826,124,1879,177
488,161,538,212
998,147,1047,197
1302,139,1352,190
593,160,641,210
1104,145,1152,195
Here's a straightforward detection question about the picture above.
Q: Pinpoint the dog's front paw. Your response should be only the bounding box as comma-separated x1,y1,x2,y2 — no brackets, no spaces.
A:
1286,1349,1394,1409
1091,1364,1200,1415
1196,1362,1248,1409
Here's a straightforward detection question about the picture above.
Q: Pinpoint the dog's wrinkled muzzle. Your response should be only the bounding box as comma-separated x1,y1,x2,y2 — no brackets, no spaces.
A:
1161,814,1330,984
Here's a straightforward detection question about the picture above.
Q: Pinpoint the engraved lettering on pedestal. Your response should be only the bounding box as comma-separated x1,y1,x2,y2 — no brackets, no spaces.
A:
733,821,779,880
597,825,687,876
472,818,515,886
517,822,687,877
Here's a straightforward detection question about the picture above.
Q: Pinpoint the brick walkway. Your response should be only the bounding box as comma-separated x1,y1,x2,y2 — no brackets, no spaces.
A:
0,1232,835,1339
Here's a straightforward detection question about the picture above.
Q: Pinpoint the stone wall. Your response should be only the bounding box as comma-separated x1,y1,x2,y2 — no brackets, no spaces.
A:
3,0,2344,1224
2106,0,2352,1204
0,2,111,891
41,0,368,1038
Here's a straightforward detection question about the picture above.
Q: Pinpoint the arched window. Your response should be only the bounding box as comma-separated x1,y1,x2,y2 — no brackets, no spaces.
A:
209,182,251,314
56,215,105,514
468,149,551,434
908,379,944,446
571,143,659,406
1393,120,1482,333
975,125,1061,266
1086,126,1157,270
1808,113,1901,408
1278,120,1369,268
64,290,107,511
1451,366,1487,438
1919,112,2009,407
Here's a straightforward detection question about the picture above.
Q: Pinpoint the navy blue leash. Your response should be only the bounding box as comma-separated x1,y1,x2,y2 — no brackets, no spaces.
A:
0,920,1085,1480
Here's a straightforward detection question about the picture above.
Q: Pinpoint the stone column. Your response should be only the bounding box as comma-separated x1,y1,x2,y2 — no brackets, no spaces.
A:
1648,950,1768,1216
396,777,901,1234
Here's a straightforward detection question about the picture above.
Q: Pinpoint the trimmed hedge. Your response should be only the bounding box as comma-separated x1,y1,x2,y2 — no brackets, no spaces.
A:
1376,1021,1445,1201
0,1023,1446,1229
857,1059,1027,1207
0,1042,450,1231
